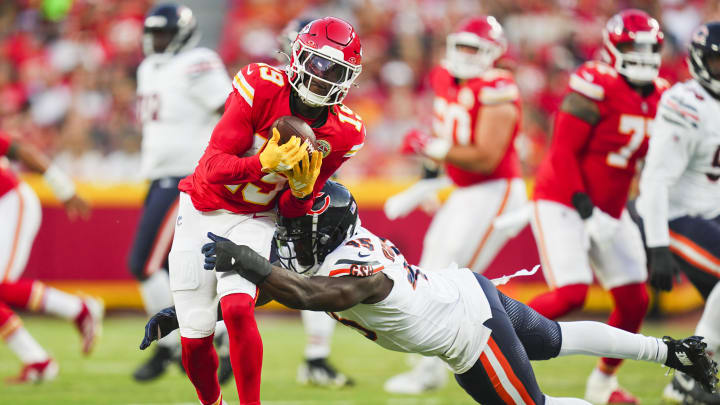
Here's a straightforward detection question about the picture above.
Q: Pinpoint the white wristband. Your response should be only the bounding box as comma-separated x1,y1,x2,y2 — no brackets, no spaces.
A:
424,137,451,160
44,165,76,202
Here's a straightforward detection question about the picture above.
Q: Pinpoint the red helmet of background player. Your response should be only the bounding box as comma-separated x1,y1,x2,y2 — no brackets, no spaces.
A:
287,17,362,107
602,9,664,84
444,16,507,79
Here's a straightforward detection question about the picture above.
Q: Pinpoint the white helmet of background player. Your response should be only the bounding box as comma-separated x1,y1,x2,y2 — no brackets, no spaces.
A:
287,17,363,107
444,16,507,80
143,3,200,56
602,9,664,84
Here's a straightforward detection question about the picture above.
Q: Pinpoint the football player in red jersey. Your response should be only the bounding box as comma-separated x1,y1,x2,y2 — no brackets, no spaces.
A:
387,16,527,394
527,10,669,404
0,131,103,383
170,17,365,405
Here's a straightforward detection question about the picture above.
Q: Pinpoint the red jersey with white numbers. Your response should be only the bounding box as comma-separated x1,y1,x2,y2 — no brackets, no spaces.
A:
179,63,365,217
0,134,19,198
431,66,522,187
534,61,670,218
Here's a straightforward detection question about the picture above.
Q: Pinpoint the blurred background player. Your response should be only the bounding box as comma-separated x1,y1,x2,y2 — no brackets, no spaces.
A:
386,15,526,394
632,21,720,405
130,3,233,382
0,131,102,383
170,16,365,405
527,9,667,404
278,17,354,388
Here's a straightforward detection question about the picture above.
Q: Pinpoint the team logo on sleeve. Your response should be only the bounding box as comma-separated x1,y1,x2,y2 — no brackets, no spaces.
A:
317,139,332,157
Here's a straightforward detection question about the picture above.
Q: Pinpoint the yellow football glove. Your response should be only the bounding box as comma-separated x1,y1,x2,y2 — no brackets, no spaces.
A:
258,129,307,173
286,150,323,198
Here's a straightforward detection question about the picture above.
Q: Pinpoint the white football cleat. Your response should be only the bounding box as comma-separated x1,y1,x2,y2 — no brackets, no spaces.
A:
584,368,638,404
384,356,448,395
6,358,59,384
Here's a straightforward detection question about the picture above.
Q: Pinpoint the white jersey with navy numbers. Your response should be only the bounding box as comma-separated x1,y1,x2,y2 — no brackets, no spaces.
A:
637,80,720,247
315,226,492,374
137,47,232,180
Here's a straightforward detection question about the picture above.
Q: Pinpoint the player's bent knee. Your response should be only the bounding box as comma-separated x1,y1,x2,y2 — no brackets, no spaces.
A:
610,283,649,319
219,293,255,324
178,306,218,338
557,284,589,311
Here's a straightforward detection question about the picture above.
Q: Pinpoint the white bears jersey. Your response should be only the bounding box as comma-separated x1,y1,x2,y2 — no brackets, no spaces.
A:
637,79,720,247
315,227,492,374
137,47,232,180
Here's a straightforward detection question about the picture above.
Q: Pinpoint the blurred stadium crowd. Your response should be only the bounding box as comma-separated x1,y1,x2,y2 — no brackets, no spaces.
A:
0,0,717,181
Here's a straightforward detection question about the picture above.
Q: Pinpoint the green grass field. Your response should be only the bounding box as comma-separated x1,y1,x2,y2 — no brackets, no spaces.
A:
0,313,694,404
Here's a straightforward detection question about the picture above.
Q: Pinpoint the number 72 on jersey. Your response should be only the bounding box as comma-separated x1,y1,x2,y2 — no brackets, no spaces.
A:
607,114,651,169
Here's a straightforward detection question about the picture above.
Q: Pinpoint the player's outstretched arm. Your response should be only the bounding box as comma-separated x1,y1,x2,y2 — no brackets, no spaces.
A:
2,132,90,220
445,102,519,173
202,233,389,312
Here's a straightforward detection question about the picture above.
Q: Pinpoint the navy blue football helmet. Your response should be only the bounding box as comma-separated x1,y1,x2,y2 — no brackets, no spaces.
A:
689,22,720,98
143,4,199,56
275,181,358,276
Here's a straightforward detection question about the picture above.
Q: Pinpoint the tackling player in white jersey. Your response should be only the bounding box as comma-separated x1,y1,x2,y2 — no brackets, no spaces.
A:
141,181,718,404
130,3,233,382
633,21,720,405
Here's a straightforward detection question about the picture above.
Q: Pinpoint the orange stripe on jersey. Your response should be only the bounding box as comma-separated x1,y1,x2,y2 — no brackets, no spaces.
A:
3,188,24,282
532,202,557,289
467,179,511,271
670,230,720,276
487,338,536,405
665,99,699,121
328,266,384,277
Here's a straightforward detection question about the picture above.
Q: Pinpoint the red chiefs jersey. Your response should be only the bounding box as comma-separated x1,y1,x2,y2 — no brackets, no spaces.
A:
534,61,670,218
431,66,522,187
0,134,19,198
179,63,365,217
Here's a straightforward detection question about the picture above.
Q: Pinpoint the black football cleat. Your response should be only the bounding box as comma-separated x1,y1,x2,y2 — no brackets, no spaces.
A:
662,372,720,404
133,345,174,382
663,336,719,394
297,357,355,388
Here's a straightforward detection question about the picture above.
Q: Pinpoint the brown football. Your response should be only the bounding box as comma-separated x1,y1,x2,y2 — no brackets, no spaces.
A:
270,115,317,152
